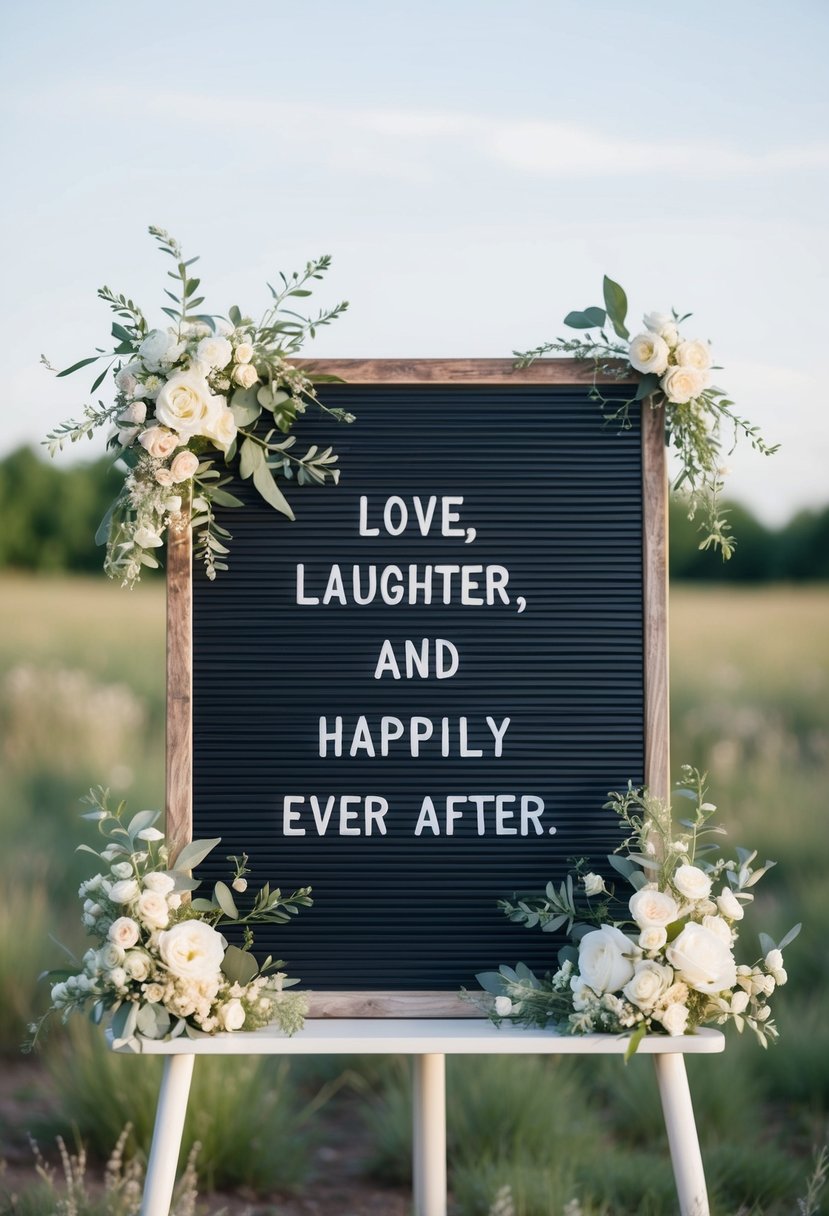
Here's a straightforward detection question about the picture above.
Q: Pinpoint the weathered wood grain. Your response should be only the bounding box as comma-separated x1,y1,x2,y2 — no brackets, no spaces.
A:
292,357,636,385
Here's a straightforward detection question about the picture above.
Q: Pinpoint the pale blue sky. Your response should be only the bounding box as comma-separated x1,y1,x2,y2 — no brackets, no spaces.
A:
1,0,827,522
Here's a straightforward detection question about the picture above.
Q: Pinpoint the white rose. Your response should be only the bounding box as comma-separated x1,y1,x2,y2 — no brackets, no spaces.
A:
639,926,668,952
661,365,706,404
157,921,225,982
582,873,606,897
666,923,737,994
169,449,201,483
578,925,637,995
144,982,165,1003
659,1002,689,1036
702,915,732,945
99,943,125,969
672,865,712,902
675,339,712,371
137,889,169,930
206,407,238,453
233,362,259,389
124,950,151,982
109,879,140,904
118,401,147,426
139,328,178,371
108,966,128,989
642,311,673,335
164,494,183,515
139,426,181,459
133,525,164,549
628,332,670,376
232,876,248,893
115,362,142,394
110,862,134,880
716,887,744,921
661,323,679,348
218,998,246,1032
155,468,175,487
494,995,514,1017
108,917,140,949
234,341,254,364
622,960,673,1011
629,886,679,929
196,335,233,370
144,872,176,896
155,370,223,437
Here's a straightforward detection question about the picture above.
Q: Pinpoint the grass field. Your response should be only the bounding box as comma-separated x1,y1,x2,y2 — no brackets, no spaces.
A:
0,574,827,1215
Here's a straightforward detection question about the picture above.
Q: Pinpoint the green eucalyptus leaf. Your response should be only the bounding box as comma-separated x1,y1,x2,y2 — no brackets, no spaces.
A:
253,462,295,520
564,307,606,330
602,275,629,339
239,436,265,480
221,943,259,986
230,386,261,427
173,837,221,872
213,880,239,919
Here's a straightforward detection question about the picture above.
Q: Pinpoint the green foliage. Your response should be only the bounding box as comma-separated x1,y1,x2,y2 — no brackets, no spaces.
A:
0,447,123,573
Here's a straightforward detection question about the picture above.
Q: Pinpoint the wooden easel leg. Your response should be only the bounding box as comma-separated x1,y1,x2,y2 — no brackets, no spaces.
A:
653,1053,709,1216
140,1054,195,1216
412,1053,447,1216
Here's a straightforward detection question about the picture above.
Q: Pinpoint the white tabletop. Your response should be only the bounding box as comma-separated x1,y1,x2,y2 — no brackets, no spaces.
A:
111,1019,725,1056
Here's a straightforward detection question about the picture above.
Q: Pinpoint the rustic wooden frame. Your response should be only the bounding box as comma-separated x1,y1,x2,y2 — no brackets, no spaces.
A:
165,359,667,1017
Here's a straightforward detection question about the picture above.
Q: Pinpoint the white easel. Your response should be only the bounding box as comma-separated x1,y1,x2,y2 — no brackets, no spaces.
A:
146,370,717,1216
119,1020,723,1216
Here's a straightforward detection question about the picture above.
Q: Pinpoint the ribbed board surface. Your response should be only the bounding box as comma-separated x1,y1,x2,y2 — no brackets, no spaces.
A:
192,384,644,989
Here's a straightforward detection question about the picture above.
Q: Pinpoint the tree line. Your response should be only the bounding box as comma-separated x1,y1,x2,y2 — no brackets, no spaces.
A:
0,445,826,580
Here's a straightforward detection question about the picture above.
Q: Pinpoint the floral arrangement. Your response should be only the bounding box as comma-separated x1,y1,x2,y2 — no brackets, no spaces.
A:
28,789,312,1052
475,768,799,1056
44,227,352,587
516,276,778,558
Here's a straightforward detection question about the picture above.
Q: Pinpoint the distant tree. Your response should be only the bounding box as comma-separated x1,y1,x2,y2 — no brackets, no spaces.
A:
0,446,121,572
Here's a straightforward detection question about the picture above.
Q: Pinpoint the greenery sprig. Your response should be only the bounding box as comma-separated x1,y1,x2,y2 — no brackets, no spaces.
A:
516,276,779,559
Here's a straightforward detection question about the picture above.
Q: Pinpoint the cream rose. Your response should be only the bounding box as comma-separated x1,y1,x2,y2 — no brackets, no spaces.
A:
115,361,142,394
143,872,176,896
169,450,200,483
196,334,233,370
642,311,673,335
673,864,712,901
124,950,151,982
629,332,670,375
578,925,637,994
155,370,223,437
136,889,169,930
155,468,175,487
639,926,668,952
233,363,259,389
629,886,679,929
139,426,181,459
494,995,514,1017
98,942,125,969
659,1002,689,1036
717,887,744,921
206,407,238,453
234,341,254,364
582,872,606,897
661,365,706,404
218,999,246,1031
702,914,732,945
118,401,147,426
622,960,673,1011
144,982,165,1003
139,328,179,371
675,339,712,371
109,879,140,904
157,921,225,982
666,923,737,994
108,917,140,949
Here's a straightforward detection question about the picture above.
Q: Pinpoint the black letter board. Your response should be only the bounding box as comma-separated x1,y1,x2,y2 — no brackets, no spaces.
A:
172,360,666,1015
